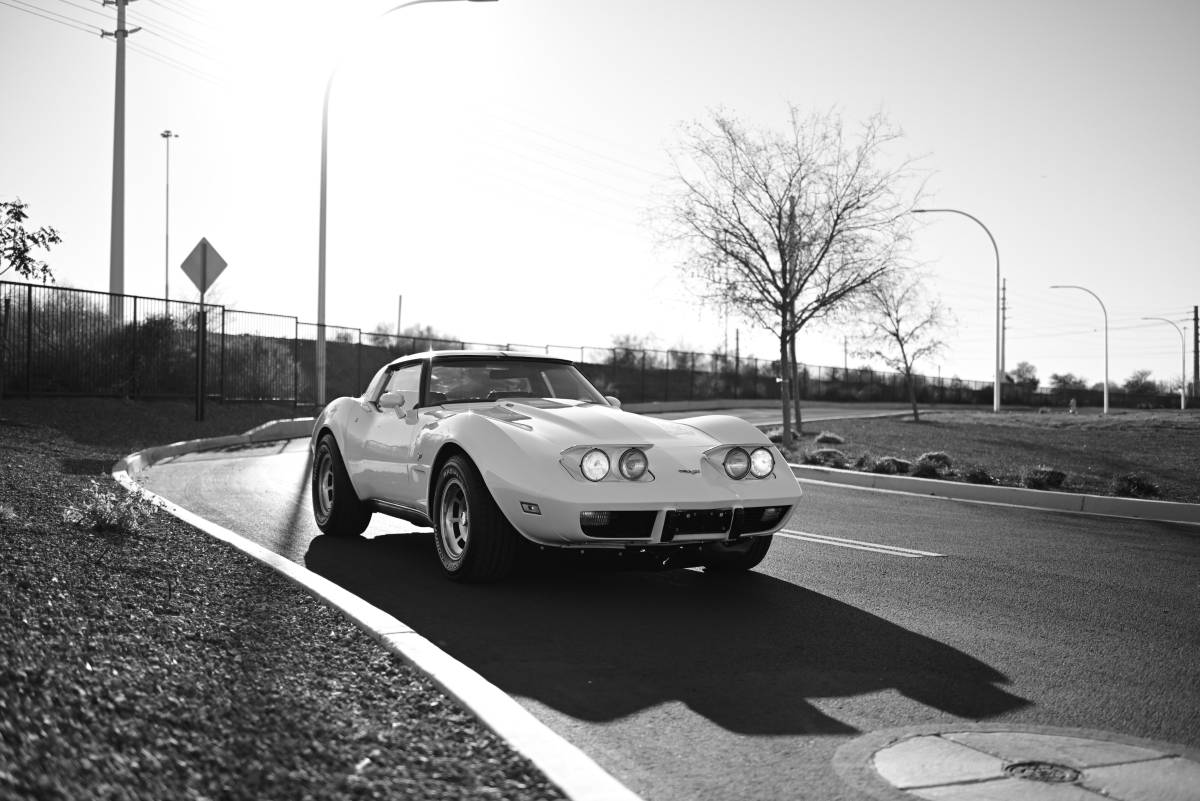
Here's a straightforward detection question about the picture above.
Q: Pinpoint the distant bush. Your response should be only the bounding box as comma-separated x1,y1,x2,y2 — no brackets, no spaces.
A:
962,465,997,485
1022,466,1067,491
814,431,844,445
1111,472,1161,498
0,504,17,524
804,448,849,469
766,427,802,445
917,451,953,471
62,480,160,535
869,456,911,475
911,460,941,479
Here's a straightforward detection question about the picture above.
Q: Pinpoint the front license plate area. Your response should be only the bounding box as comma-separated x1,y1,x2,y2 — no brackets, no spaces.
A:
662,508,733,541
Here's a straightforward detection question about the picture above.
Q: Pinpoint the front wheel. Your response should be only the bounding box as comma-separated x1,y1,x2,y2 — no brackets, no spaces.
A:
311,433,371,538
433,455,519,582
701,535,773,572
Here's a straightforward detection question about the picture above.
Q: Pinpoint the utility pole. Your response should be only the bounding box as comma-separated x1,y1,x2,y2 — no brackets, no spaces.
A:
1001,279,1008,379
397,295,402,337
161,130,178,303
1194,305,1198,399
102,0,140,310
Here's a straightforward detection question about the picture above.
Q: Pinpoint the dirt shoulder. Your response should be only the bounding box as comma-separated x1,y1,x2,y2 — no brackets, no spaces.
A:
0,400,563,801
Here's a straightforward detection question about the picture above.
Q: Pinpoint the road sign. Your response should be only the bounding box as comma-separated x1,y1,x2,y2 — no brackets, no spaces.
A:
181,237,227,297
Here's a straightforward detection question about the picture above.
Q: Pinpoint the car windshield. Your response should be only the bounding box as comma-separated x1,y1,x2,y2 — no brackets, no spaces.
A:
428,359,606,405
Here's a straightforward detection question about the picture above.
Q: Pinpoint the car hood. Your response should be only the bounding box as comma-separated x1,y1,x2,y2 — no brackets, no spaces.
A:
447,399,723,449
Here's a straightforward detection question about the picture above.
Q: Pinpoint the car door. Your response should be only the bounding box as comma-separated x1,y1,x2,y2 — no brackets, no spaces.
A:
349,362,425,504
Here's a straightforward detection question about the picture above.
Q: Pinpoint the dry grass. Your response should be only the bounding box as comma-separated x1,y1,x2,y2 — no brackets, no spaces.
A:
786,409,1200,503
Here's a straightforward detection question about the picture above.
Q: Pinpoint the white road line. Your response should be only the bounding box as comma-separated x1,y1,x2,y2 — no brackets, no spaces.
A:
778,529,946,558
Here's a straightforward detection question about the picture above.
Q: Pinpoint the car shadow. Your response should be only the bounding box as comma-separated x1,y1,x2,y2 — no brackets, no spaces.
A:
304,531,1029,735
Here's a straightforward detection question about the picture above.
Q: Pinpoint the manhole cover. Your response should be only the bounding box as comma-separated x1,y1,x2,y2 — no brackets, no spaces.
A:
1003,761,1081,783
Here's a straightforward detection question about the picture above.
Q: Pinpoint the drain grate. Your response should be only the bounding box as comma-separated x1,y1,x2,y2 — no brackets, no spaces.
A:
1003,761,1081,783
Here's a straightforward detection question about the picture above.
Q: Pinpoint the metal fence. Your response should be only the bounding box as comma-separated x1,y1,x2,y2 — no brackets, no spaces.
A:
0,281,1181,410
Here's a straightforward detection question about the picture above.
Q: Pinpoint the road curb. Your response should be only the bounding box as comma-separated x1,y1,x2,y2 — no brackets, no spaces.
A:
789,463,1200,526
112,420,644,801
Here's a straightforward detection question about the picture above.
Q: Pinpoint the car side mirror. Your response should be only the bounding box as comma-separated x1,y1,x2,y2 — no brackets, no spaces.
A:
605,395,622,409
378,390,409,410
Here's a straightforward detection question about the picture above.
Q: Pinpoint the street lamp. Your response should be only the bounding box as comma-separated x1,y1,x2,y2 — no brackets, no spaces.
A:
1143,317,1187,410
1050,285,1109,415
160,129,178,303
316,0,498,406
913,207,1002,412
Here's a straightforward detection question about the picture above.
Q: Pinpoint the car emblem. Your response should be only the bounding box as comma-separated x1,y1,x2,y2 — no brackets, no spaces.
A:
678,468,700,475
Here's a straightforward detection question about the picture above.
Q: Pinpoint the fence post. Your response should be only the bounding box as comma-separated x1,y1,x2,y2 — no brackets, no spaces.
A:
219,307,226,403
293,319,299,412
131,296,139,397
195,305,205,422
0,297,8,405
25,284,33,398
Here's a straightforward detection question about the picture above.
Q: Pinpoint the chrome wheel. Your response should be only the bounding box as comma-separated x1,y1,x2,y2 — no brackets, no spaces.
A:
438,477,470,561
315,448,335,519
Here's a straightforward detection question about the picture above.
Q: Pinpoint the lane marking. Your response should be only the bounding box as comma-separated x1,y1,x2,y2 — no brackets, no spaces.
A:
778,529,946,558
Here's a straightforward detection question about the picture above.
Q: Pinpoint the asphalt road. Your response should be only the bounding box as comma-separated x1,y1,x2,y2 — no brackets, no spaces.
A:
136,439,1200,801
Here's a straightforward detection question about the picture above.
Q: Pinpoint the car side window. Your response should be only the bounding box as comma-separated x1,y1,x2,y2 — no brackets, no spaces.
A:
381,364,422,397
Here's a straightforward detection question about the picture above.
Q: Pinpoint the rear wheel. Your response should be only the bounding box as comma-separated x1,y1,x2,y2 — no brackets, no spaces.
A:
701,535,773,572
433,455,518,582
312,433,371,537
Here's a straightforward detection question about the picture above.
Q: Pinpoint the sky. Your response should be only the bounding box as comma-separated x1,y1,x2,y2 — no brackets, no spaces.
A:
2,0,1199,391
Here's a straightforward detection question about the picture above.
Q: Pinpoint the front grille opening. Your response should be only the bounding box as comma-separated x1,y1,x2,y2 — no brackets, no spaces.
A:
732,505,792,535
662,508,733,541
580,510,657,539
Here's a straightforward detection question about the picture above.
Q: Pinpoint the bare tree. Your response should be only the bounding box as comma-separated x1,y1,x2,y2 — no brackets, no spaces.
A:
660,107,923,446
853,271,949,422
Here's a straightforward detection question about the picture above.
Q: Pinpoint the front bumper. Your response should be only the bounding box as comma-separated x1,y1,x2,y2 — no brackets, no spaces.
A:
483,460,801,548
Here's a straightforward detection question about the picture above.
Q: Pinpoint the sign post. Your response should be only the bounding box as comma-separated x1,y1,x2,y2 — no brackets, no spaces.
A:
181,238,228,421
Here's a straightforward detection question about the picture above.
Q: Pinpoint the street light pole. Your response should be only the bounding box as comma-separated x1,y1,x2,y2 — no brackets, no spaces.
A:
316,0,498,406
1143,317,1187,410
913,207,1002,412
1050,284,1109,415
161,130,178,303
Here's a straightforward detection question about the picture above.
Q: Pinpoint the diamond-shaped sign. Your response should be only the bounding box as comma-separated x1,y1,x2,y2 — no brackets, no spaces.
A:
181,237,227,296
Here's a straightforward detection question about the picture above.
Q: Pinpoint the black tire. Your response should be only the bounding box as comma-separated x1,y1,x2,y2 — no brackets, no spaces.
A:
433,455,518,582
311,433,371,538
701,535,773,572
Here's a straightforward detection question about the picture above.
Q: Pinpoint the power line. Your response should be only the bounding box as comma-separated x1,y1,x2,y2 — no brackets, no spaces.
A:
49,0,107,21
127,40,219,83
1,0,96,33
144,0,210,27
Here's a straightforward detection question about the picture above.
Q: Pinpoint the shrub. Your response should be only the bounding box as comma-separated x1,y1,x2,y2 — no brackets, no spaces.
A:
1111,472,1161,498
814,431,844,445
805,448,849,469
62,479,160,535
0,504,17,524
911,460,941,479
869,456,911,475
917,451,953,471
962,465,997,485
766,427,802,444
1022,465,1067,490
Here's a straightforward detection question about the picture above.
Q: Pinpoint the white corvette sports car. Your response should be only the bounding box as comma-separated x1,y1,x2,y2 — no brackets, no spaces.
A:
310,351,801,581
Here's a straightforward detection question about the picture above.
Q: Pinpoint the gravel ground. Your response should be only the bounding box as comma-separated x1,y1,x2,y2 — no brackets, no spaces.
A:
0,399,565,801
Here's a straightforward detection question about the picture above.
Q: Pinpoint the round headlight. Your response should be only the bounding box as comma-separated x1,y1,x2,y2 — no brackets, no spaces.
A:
618,448,648,480
750,447,775,478
581,449,610,482
723,447,750,479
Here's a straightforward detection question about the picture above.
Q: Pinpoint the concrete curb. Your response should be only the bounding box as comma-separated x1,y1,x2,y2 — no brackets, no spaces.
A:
790,463,1200,526
112,419,643,801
